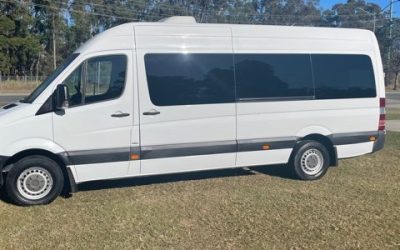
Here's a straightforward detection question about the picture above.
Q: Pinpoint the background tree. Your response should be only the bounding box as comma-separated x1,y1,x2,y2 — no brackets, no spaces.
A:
323,0,382,29
0,15,15,76
390,53,400,90
389,38,400,90
32,0,69,72
0,1,41,77
0,0,399,89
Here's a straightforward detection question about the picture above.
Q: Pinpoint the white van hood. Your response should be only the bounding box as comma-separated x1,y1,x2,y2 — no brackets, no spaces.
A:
0,101,55,158
0,102,36,126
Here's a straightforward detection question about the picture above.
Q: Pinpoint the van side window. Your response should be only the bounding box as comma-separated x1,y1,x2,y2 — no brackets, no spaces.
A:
63,64,83,107
312,54,376,99
145,54,235,106
84,55,127,104
62,55,127,107
235,54,314,100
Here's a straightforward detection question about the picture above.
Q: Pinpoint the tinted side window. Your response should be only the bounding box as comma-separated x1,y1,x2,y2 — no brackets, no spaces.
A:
84,55,127,104
235,54,313,99
145,54,235,106
312,54,376,99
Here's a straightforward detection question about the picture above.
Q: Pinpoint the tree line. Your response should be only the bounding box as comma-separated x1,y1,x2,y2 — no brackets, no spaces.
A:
0,0,399,87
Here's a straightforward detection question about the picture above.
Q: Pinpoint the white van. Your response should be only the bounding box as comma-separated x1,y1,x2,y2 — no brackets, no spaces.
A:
0,17,386,205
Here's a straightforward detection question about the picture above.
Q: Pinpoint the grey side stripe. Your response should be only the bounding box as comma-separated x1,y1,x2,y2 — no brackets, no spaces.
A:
131,146,141,156
61,147,131,165
237,137,297,152
58,131,380,165
141,140,237,160
330,131,378,145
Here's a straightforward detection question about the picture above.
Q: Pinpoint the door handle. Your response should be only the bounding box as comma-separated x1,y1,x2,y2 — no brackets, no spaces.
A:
143,109,161,116
111,111,130,118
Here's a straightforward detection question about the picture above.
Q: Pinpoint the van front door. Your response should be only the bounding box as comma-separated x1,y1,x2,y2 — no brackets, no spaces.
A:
53,52,133,183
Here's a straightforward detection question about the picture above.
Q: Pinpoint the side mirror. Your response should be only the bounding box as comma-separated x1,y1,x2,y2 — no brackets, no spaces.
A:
53,84,69,111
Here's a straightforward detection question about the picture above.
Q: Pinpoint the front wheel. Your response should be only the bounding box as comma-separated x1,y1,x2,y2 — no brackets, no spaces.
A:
5,156,64,206
291,141,330,180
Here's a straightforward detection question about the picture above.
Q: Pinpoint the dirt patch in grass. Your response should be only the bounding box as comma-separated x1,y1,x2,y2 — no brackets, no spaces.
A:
0,133,399,249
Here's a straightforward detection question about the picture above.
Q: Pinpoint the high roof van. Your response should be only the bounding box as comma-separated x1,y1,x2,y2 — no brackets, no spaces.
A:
0,17,385,205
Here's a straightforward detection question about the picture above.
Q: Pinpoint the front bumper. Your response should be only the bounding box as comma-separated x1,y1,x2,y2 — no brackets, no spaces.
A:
372,131,385,153
0,156,9,187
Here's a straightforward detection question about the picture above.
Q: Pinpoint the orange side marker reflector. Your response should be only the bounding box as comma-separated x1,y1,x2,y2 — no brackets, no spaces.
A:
130,154,140,160
369,136,377,142
262,144,271,150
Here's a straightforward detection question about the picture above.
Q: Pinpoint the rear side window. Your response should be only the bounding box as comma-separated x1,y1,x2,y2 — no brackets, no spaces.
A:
235,54,314,100
145,54,235,106
312,54,376,99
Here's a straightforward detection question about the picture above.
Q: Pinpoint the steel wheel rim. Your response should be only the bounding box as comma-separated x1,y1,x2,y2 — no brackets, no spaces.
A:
300,149,324,176
17,167,53,200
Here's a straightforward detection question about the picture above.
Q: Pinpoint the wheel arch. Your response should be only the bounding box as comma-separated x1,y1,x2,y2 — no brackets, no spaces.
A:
297,134,338,167
2,149,77,194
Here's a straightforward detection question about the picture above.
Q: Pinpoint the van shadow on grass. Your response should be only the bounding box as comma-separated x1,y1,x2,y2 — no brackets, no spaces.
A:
77,164,296,193
0,164,295,204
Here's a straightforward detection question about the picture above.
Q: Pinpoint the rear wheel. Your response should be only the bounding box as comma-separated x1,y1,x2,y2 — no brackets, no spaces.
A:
5,156,64,206
291,141,330,180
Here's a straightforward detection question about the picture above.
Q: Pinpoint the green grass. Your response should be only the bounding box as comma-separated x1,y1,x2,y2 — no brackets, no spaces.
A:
387,108,400,120
0,133,400,249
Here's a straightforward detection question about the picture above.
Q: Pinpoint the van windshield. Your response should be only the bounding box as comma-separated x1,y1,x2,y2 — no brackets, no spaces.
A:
22,53,80,104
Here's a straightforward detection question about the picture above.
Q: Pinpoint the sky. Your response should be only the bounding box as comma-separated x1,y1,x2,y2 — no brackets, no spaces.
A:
319,0,400,16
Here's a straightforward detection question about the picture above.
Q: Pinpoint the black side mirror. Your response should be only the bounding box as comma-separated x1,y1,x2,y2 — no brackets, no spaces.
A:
54,84,69,111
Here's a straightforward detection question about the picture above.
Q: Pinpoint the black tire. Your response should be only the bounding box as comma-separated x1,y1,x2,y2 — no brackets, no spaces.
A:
291,140,330,181
5,156,64,206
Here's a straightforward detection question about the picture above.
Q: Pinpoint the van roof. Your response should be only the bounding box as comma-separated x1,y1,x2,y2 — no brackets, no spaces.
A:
141,16,368,30
76,16,375,54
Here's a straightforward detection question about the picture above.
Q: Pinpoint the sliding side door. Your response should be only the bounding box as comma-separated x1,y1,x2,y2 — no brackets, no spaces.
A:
135,26,236,175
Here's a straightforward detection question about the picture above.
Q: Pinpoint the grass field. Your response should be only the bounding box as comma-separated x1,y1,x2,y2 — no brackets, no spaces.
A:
0,133,399,249
385,86,400,93
0,80,39,94
387,108,400,120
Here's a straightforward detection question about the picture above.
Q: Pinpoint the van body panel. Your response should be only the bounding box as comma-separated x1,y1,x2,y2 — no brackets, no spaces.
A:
236,149,293,167
73,162,130,183
236,85,378,166
139,153,236,176
237,99,378,137
75,23,135,54
370,34,386,99
135,25,233,52
336,142,374,159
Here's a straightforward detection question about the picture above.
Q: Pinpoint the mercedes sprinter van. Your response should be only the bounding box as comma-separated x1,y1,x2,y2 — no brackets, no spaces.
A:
0,16,385,205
